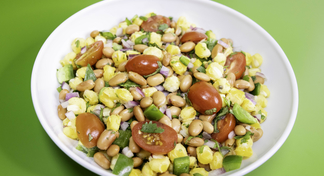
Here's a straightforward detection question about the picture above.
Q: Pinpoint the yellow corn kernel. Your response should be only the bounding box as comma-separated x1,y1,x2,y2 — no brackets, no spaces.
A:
241,98,256,113
63,127,78,139
235,137,253,157
142,87,158,97
95,35,107,44
67,97,87,115
71,38,86,53
143,47,163,60
129,169,142,176
260,84,270,98
164,28,175,34
248,68,261,76
149,32,162,47
133,17,143,26
149,156,170,173
142,163,157,176
86,105,96,113
130,31,146,43
68,77,83,90
99,87,118,108
251,53,263,68
112,50,127,66
126,50,141,56
255,95,268,108
62,118,70,127
85,37,95,46
206,62,224,81
145,12,156,18
118,21,128,34
60,52,77,68
76,67,87,79
210,151,223,170
103,65,116,82
192,59,202,67
116,88,133,103
226,88,245,105
168,143,187,162
105,114,121,131
213,53,226,66
213,78,231,94
189,168,209,176
189,157,197,168
245,52,253,66
166,45,181,56
220,94,226,107
170,56,187,75
110,26,118,35
83,90,98,105
180,106,196,123
196,145,213,164
224,46,233,57
176,16,194,32
195,42,211,59
250,122,261,129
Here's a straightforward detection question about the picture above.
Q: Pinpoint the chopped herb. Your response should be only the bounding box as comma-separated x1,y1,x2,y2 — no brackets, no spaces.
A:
135,34,148,45
119,80,140,89
251,76,256,82
196,65,206,73
199,146,205,154
100,32,116,40
141,121,164,133
158,24,169,31
205,108,217,115
216,107,229,118
169,17,173,21
111,102,122,112
204,139,209,143
139,16,148,21
185,136,195,144
204,38,217,52
75,40,80,48
105,81,110,87
128,108,134,113
261,115,266,120
125,17,132,25
241,51,246,56
185,94,192,106
242,75,250,82
174,141,176,146
143,61,162,78
112,43,122,51
193,173,204,176
88,133,93,142
84,64,97,82
57,86,62,93
150,13,156,16
99,108,104,122
246,65,251,69
172,115,178,118
220,146,232,150
148,43,165,51
234,131,254,144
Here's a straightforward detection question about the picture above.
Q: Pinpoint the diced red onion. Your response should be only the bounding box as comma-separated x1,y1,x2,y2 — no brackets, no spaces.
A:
218,40,229,48
65,111,76,120
120,121,130,131
165,42,170,48
80,46,87,54
254,114,261,122
160,66,170,77
256,72,267,80
116,28,123,37
61,82,70,91
238,88,244,92
202,132,212,140
65,92,79,101
92,109,101,116
159,105,167,114
124,101,139,109
228,130,235,139
190,58,196,63
112,86,120,89
123,35,128,40
245,92,256,105
165,108,172,120
155,85,164,91
204,140,216,149
120,48,132,51
128,54,139,60
94,104,105,110
191,26,206,34
105,40,113,47
209,168,226,175
122,147,134,158
60,101,69,108
136,87,145,97
126,40,134,46
142,38,148,43
221,148,230,156
122,39,131,48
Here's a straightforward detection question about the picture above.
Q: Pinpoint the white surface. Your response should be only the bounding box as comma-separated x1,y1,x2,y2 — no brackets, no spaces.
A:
31,0,298,175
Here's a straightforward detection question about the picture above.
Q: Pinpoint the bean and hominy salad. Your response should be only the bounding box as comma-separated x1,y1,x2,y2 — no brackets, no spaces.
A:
56,12,270,176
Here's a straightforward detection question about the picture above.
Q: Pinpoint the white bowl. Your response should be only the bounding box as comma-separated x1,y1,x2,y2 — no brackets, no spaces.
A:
31,0,298,175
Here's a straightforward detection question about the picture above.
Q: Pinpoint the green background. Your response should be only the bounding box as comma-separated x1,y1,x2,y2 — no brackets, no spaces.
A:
0,0,322,175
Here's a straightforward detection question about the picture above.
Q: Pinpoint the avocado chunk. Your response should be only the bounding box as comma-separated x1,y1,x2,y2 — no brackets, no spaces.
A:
232,103,257,124
250,82,261,95
173,156,190,175
56,64,74,83
223,155,243,172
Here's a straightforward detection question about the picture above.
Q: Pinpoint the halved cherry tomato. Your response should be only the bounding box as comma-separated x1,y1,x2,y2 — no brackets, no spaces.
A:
188,81,222,115
125,55,160,76
76,112,105,148
141,15,171,32
225,52,246,79
211,113,236,143
75,41,103,67
180,31,208,43
132,121,177,155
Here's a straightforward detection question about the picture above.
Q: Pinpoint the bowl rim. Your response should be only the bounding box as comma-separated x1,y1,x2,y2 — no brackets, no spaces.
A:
31,0,299,175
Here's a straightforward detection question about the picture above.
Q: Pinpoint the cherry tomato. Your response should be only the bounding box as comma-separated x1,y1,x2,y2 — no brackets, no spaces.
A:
225,52,246,79
211,113,236,143
76,112,105,148
125,55,160,76
75,41,104,67
180,31,208,43
132,121,177,155
188,81,222,115
141,15,171,32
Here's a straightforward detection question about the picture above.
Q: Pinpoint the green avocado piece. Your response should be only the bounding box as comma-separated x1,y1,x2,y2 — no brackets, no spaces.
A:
56,64,74,83
232,103,257,124
143,104,164,121
250,82,261,95
173,156,190,176
112,154,134,176
223,155,243,172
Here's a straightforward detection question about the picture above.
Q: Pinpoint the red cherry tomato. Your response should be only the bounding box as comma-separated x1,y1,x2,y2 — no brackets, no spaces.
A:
132,121,177,155
188,81,222,115
180,31,208,43
125,55,160,76
141,15,171,32
211,113,236,143
75,41,104,67
76,112,105,148
225,52,246,79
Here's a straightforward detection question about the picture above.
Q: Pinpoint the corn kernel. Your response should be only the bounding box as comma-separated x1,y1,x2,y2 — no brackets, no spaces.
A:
206,62,224,81
251,53,263,68
67,97,87,115
83,90,98,105
148,156,170,173
213,78,231,94
166,44,181,55
142,87,158,97
163,75,180,92
170,56,187,75
116,88,133,103
95,35,107,44
255,95,268,108
210,152,223,170
192,59,202,67
196,145,213,164
195,42,211,58
213,53,226,66
143,47,163,60
142,163,157,176
103,65,116,82
226,88,245,105
248,68,261,76
241,98,256,112
129,169,142,176
60,52,77,68
112,50,127,66
168,143,187,162
71,38,86,53
63,126,78,139
235,137,253,157
180,106,196,123
76,67,87,79
130,31,146,43
149,32,162,47
260,84,270,98
245,52,253,66
105,114,121,131
189,168,209,176
85,37,95,46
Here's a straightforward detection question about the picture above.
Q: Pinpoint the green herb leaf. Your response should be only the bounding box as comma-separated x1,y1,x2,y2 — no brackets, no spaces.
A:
141,121,165,133
172,115,178,118
75,40,80,48
216,107,229,118
139,16,148,21
196,65,206,73
261,115,266,120
185,136,195,144
150,13,156,17
134,35,148,45
128,108,134,113
220,146,232,150
251,76,256,82
241,51,246,56
242,75,250,82
100,32,116,40
119,80,140,89
148,43,165,51
205,108,217,115
179,55,190,66
193,173,204,176
199,145,205,154
88,133,93,141
234,131,254,144
57,86,62,93
185,94,192,106
158,24,169,31
125,17,132,25
204,38,217,52
105,81,110,87
84,64,97,82
143,61,162,78
112,43,123,51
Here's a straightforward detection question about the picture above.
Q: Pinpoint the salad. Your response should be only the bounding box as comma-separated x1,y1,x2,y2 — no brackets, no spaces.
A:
56,12,270,176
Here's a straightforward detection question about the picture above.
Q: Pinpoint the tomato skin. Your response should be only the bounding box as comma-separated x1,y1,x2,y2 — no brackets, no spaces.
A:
76,112,105,148
141,15,171,32
211,113,236,143
75,41,104,67
188,81,222,115
225,52,246,79
180,31,208,43
125,55,160,76
132,121,178,155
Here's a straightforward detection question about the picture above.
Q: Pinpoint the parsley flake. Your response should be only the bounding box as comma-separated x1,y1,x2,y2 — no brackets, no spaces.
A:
88,133,93,142
234,131,254,144
141,121,164,133
158,24,169,31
